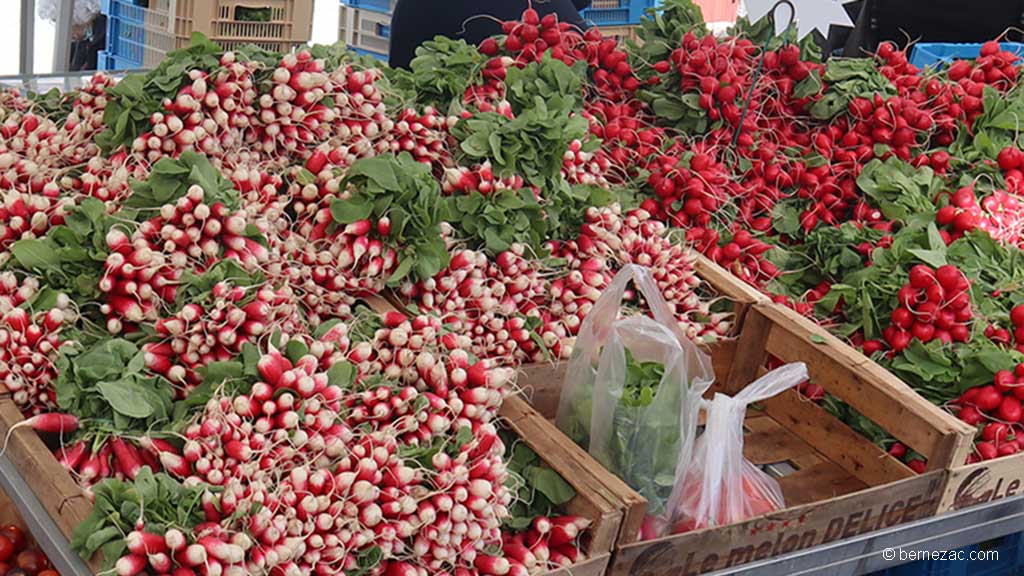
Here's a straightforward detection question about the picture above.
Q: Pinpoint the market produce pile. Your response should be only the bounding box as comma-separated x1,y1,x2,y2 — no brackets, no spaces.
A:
4,0,1024,572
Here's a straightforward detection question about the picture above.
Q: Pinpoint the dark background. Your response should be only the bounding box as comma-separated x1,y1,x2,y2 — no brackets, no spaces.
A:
829,0,1024,57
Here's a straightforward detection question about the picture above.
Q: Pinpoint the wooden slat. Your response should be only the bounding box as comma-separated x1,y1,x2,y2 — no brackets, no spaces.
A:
742,413,822,470
754,304,975,468
778,461,868,507
607,470,948,576
741,411,867,507
721,305,773,395
708,340,735,390
762,389,915,486
500,395,644,556
0,400,101,572
362,293,398,314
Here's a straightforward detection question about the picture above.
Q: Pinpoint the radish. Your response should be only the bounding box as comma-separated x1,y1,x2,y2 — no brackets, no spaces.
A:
115,554,148,576
127,530,168,555
2,413,79,456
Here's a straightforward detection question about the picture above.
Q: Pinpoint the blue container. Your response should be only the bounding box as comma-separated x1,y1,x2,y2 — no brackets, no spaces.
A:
351,46,388,61
341,0,392,15
870,533,1024,576
97,50,142,71
910,42,1024,69
581,0,655,26
101,0,146,24
100,0,145,68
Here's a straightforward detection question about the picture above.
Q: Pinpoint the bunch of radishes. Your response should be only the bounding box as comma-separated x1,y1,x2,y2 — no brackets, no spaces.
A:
57,436,182,492
548,204,733,342
144,281,300,391
885,264,973,351
399,245,552,364
560,138,611,188
934,186,984,243
102,342,541,576
133,59,259,165
502,516,592,575
441,163,528,196
0,273,74,414
845,93,934,162
282,213,399,301
71,149,135,204
383,107,452,166
947,40,1020,93
955,365,1024,462
100,185,268,333
0,188,68,257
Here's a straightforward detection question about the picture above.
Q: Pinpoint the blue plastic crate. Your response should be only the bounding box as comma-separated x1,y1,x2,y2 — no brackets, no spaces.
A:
105,15,146,67
97,50,142,71
910,42,1024,69
581,0,655,26
101,0,146,24
341,0,392,15
101,0,146,68
870,533,1024,576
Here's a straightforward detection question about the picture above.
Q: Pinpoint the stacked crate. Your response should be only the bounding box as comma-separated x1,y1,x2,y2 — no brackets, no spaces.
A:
100,0,314,70
582,0,655,25
338,0,395,61
334,0,656,63
581,0,656,38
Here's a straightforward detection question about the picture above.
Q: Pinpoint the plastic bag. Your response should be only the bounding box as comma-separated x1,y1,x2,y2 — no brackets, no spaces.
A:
669,362,809,534
555,264,715,530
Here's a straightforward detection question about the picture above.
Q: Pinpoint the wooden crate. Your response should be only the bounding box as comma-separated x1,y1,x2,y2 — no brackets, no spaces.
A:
502,394,625,576
516,301,975,576
0,399,101,572
0,395,618,575
596,25,639,43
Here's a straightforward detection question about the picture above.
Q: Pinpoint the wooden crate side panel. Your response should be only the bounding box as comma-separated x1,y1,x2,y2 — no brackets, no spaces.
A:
940,456,1024,511
0,401,100,571
608,471,948,576
721,304,772,395
753,304,975,469
501,395,636,556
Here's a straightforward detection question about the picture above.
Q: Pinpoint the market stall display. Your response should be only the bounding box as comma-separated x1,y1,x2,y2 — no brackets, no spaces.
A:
2,0,1024,574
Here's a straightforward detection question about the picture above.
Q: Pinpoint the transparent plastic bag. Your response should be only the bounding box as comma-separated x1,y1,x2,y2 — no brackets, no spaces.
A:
669,363,809,534
555,265,715,532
